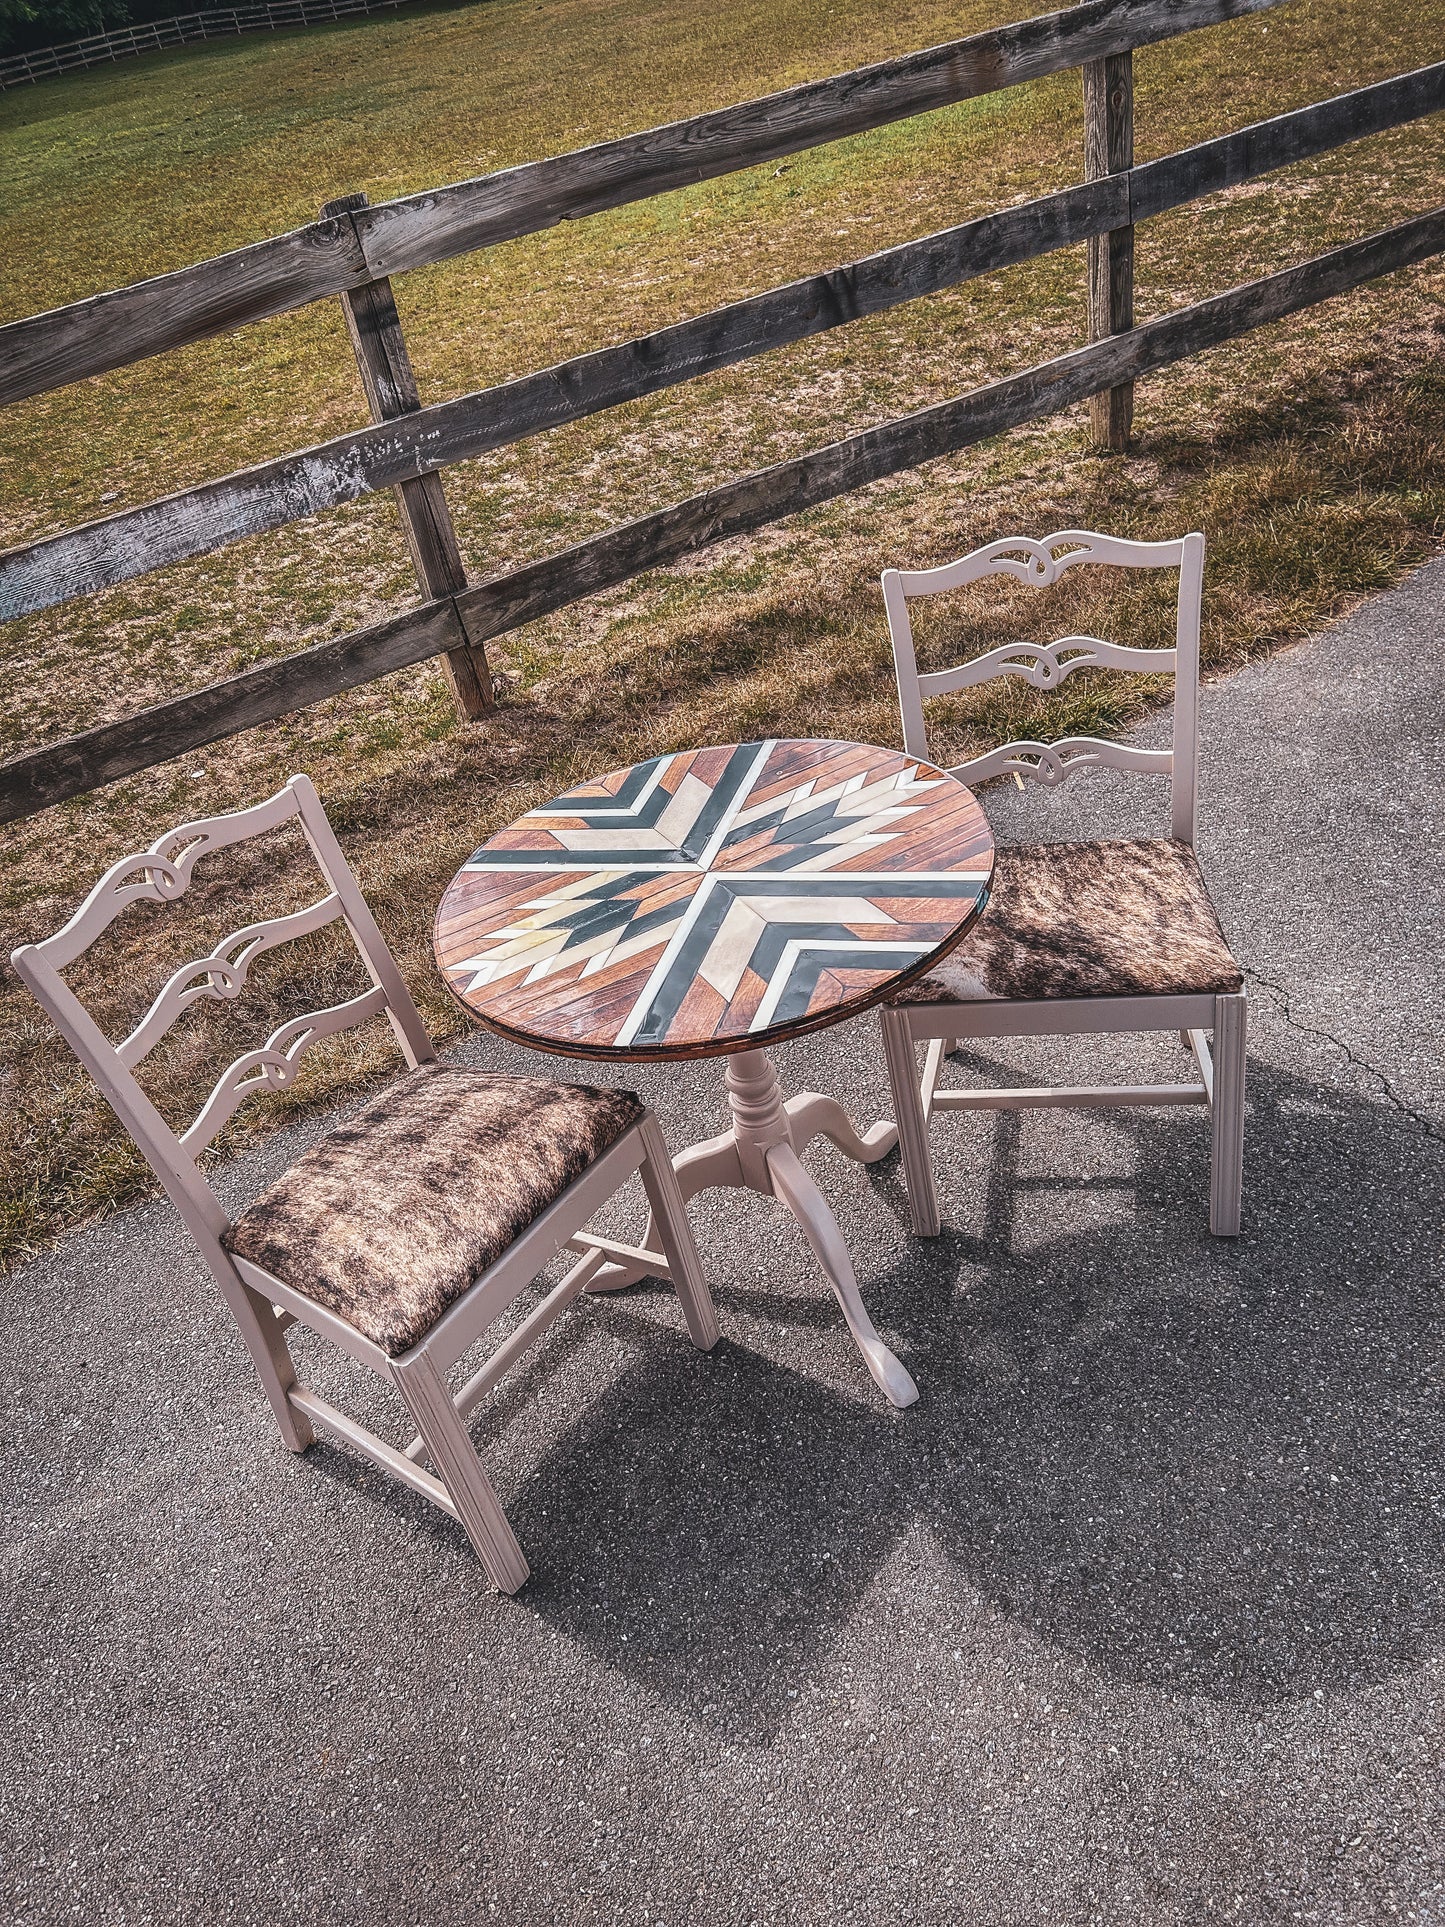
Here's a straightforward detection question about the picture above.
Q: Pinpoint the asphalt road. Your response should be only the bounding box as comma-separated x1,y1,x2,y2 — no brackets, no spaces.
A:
3,558,1443,1925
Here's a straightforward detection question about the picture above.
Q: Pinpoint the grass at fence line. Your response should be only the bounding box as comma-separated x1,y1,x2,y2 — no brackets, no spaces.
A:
1,0,1444,1265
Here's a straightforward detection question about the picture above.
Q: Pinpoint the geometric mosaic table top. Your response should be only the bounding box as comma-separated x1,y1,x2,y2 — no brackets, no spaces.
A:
434,737,995,1060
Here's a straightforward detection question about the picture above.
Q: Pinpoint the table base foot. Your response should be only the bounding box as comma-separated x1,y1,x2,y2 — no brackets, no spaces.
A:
585,1129,743,1293
785,1090,898,1166
586,1051,915,1407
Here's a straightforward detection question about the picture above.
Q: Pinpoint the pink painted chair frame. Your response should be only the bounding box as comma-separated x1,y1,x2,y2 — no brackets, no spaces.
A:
10,774,718,1593
877,528,1246,1238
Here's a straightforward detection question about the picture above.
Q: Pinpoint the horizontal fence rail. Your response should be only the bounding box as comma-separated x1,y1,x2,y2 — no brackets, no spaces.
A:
0,0,417,90
0,0,1286,406
3,206,1441,824
3,60,1441,624
3,0,1443,825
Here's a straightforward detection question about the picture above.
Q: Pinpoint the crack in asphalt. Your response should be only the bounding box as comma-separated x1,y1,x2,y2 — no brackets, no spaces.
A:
1247,966,1445,1149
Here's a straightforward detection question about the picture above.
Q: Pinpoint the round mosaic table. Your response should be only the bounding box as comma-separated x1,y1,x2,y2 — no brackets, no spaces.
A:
435,737,994,1407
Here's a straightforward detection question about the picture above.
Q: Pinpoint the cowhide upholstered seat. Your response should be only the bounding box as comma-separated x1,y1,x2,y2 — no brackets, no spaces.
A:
876,526,1247,1240
12,773,719,1595
893,838,1242,1006
223,1065,645,1357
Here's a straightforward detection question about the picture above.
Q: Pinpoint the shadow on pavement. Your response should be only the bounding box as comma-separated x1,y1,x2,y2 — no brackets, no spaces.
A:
507,1058,1444,1735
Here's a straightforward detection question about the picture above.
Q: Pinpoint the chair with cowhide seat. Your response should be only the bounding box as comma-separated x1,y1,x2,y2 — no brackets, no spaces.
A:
11,774,719,1594
876,528,1246,1238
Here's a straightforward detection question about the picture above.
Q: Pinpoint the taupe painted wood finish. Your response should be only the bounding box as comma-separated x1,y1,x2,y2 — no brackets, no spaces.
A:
2,202,1440,825
321,191,493,718
9,773,721,1592
0,0,1289,408
4,63,1442,626
1084,50,1135,448
876,525,1245,1238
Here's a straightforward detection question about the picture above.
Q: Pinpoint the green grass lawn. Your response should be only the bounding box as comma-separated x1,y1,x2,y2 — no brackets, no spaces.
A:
1,0,1443,1263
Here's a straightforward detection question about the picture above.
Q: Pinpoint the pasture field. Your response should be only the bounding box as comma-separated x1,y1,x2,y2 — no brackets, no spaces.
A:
1,0,1443,1262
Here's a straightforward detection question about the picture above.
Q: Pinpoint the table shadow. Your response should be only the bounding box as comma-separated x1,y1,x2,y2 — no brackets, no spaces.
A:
505,1057,1444,1740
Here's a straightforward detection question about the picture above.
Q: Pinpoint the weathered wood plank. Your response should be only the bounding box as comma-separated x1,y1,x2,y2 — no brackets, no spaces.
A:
1129,59,1445,217
0,0,1289,407
351,0,1289,278
14,47,1443,626
447,205,1445,636
14,45,1445,620
0,214,370,410
323,191,494,717
7,61,1439,623
0,177,1128,619
1083,50,1135,448
0,599,467,820
3,202,1440,825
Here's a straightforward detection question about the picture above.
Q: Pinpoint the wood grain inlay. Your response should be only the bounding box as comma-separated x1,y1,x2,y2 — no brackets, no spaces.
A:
434,738,995,1059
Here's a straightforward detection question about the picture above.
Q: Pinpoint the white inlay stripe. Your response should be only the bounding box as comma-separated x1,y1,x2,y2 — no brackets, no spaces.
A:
693,740,777,869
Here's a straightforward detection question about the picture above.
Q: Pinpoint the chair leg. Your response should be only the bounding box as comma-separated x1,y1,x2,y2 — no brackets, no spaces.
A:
1209,991,1247,1237
220,1269,314,1452
880,1005,942,1238
637,1113,720,1352
391,1352,530,1593
920,1036,947,1123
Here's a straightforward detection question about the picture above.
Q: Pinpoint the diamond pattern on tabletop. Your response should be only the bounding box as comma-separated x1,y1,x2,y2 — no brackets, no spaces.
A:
435,740,995,1059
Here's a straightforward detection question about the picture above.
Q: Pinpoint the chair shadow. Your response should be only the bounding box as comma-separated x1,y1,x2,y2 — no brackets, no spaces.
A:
505,1056,1444,1740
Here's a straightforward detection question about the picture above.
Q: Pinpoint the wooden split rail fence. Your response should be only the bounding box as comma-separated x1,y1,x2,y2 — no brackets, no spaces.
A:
0,0,419,90
2,0,1443,823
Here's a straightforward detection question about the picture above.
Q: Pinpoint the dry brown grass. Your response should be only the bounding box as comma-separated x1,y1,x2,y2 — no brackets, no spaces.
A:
1,0,1443,1264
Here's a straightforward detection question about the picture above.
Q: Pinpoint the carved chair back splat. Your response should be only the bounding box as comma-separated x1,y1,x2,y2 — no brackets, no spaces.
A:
13,774,433,1266
875,528,1245,1242
882,527,1204,843
11,774,718,1593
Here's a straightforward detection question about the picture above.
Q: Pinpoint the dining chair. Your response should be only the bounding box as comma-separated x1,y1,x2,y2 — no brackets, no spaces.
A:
10,773,719,1594
876,527,1246,1238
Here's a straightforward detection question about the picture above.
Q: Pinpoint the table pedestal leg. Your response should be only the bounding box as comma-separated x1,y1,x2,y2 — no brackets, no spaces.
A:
585,1048,917,1409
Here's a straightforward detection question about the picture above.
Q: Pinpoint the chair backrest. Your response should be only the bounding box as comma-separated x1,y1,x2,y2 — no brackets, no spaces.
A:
881,528,1205,843
10,773,434,1261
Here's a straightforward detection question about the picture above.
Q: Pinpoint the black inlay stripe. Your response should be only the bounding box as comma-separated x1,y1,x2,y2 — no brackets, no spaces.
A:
745,918,864,984
553,892,690,953
545,752,668,813
751,842,828,873
767,943,934,1027
630,879,739,1043
676,741,768,862
724,789,907,849
549,896,657,946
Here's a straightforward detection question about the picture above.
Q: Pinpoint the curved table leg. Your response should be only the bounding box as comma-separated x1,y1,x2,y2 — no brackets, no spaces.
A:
672,1128,747,1201
766,1141,919,1411
583,1050,920,1408
784,1091,898,1164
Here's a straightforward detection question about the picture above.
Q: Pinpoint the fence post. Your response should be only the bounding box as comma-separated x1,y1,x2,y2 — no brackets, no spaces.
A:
320,192,494,718
1082,49,1134,450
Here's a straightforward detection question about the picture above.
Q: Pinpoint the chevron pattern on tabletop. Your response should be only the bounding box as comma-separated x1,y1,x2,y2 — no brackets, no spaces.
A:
434,739,995,1057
